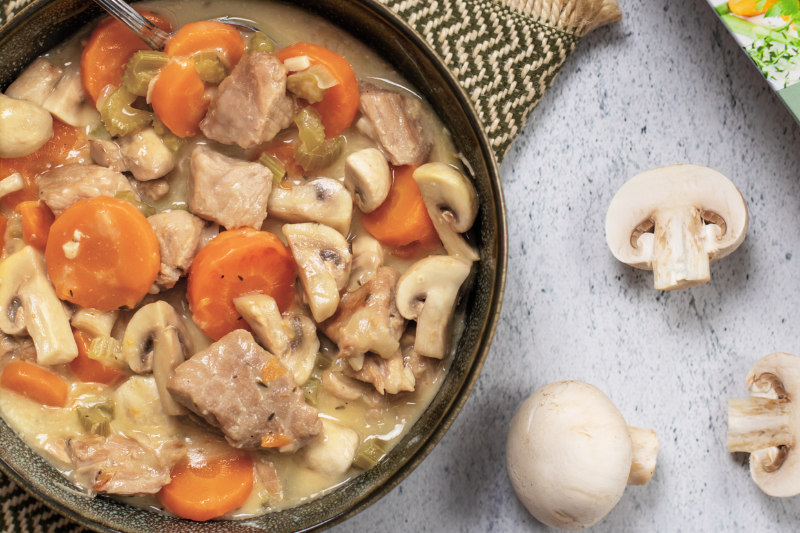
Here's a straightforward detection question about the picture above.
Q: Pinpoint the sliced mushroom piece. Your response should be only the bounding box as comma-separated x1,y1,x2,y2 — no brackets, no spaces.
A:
728,352,800,497
395,255,471,359
606,165,748,290
283,223,352,323
344,148,391,213
413,163,479,262
71,307,120,338
347,234,384,292
0,246,78,364
268,178,353,237
5,58,64,106
42,65,100,128
303,419,360,477
322,369,371,401
122,301,194,416
0,93,53,158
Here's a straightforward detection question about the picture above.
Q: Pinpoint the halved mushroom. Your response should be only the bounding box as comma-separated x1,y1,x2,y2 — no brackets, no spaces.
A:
413,163,479,262
344,148,391,213
233,293,320,385
268,178,353,236
5,58,64,106
71,307,120,338
728,352,800,497
42,65,100,128
283,223,352,322
395,255,471,359
347,234,384,292
606,165,748,290
0,246,78,364
0,93,53,158
122,301,194,416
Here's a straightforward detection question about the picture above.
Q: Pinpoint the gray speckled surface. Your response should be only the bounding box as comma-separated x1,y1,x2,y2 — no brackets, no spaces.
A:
332,0,800,531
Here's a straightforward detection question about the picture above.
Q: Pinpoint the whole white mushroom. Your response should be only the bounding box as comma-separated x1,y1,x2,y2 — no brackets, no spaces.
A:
506,381,658,530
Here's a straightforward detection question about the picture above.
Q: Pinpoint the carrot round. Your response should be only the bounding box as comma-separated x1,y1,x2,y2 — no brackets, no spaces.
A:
69,330,126,386
728,0,776,16
159,452,254,521
151,58,209,138
1,361,68,407
275,42,359,137
188,228,296,341
1,120,87,210
45,196,160,311
165,21,245,68
362,165,440,247
16,201,54,251
81,11,172,106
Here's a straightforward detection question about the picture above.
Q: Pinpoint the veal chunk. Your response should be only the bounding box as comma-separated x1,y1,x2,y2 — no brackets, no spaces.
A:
358,88,431,166
148,210,205,288
37,164,138,216
343,350,415,395
168,330,322,452
322,267,406,360
189,146,272,230
200,52,294,149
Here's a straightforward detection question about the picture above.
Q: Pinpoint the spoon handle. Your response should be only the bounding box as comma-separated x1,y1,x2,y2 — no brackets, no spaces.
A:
92,0,171,50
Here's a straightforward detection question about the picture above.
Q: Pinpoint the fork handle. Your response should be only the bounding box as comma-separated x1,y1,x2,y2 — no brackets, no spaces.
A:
92,0,171,50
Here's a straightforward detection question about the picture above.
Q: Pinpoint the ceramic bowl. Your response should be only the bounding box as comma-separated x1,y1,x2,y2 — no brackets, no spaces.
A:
0,0,507,530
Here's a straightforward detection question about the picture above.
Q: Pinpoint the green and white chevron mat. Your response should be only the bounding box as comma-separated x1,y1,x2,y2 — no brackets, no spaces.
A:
0,0,619,530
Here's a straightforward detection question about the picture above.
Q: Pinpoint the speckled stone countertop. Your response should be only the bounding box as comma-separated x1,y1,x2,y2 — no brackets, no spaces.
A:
332,0,800,531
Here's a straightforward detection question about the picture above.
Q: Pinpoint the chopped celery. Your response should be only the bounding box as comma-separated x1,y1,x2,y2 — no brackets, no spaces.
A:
302,377,321,405
315,351,334,370
88,121,111,141
87,335,127,369
100,87,153,138
353,440,385,470
114,191,156,218
123,50,168,97
294,107,326,151
167,202,190,212
287,65,338,104
259,153,286,186
194,51,227,85
295,135,344,172
249,33,275,53
152,116,186,153
76,401,114,437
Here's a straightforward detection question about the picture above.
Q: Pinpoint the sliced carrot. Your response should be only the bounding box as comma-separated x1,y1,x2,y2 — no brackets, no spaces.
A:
362,165,440,247
151,58,209,138
69,330,126,386
389,224,441,258
1,120,88,210
16,201,54,251
81,11,172,106
165,21,245,68
187,228,296,341
159,452,254,522
1,361,68,407
261,358,287,383
260,434,292,449
275,42,359,137
728,0,777,16
45,196,160,311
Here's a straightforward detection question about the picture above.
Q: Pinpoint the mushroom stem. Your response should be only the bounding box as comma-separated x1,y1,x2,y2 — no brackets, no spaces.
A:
627,426,659,485
652,206,711,290
727,397,792,453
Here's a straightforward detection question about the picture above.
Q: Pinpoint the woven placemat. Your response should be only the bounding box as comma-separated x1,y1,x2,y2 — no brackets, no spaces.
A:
0,0,619,530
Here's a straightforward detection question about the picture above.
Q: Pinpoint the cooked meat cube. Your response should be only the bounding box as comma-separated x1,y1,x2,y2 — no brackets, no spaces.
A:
148,210,205,288
168,330,322,451
118,127,176,181
89,139,127,172
136,178,170,201
343,349,415,395
37,163,139,216
358,88,431,166
4,58,64,106
200,52,294,149
189,146,272,230
67,434,184,495
322,266,406,360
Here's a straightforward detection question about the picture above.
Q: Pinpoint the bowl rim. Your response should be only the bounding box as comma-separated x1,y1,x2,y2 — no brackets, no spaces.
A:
0,0,508,530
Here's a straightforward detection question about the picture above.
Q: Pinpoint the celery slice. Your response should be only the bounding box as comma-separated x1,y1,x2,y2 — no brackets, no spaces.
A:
194,51,227,85
114,191,156,218
302,377,321,405
259,153,286,187
87,335,127,369
353,440,385,470
294,107,326,151
249,33,275,53
76,401,114,437
152,116,186,153
101,87,153,138
123,51,168,97
295,136,344,172
315,351,334,370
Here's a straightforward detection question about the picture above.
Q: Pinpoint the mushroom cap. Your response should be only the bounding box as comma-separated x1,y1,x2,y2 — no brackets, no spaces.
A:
344,148,391,213
268,178,353,236
506,381,632,530
606,165,748,268
413,163,478,233
746,352,800,497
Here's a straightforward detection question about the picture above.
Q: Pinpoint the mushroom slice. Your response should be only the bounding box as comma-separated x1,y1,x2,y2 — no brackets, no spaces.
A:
412,163,479,262
347,234,384,292
727,352,800,497
394,256,471,359
283,223,352,323
606,165,748,290
5,58,64,106
303,419,360,477
268,178,353,237
42,65,100,128
122,301,194,416
344,148,391,213
71,307,120,338
0,246,78,365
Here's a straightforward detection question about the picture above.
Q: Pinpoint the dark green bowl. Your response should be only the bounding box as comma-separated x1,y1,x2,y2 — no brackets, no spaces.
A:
0,0,507,530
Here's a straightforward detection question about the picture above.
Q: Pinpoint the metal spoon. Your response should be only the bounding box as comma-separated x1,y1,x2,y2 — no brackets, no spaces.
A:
93,0,275,50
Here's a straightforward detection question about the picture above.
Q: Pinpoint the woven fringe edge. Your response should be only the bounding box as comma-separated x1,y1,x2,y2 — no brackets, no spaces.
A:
494,0,621,36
